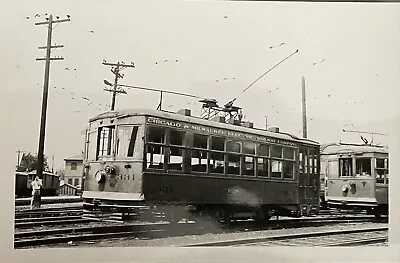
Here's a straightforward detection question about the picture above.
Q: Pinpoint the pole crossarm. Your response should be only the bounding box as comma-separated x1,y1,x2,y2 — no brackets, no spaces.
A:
36,57,64,61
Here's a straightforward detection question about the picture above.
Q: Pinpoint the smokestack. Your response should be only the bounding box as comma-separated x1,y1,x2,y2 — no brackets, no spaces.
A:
302,76,308,138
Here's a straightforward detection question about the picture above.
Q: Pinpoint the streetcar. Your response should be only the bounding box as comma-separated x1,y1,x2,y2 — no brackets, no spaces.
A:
82,103,320,222
321,143,388,217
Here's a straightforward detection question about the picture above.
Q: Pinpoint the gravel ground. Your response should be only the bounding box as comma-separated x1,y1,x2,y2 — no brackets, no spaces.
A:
60,221,388,248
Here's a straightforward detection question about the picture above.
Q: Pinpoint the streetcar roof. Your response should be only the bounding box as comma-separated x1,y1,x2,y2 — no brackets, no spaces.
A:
321,143,388,155
90,109,319,146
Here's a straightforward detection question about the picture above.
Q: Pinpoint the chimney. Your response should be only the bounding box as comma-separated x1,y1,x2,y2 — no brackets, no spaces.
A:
177,109,191,116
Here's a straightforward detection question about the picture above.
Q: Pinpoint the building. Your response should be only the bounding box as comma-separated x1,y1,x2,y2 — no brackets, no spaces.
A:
64,154,83,187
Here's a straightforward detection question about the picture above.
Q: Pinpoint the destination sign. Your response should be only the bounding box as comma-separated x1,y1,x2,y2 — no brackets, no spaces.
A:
146,117,296,146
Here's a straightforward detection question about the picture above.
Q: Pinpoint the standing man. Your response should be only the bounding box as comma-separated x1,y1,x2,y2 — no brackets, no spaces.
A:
31,176,43,209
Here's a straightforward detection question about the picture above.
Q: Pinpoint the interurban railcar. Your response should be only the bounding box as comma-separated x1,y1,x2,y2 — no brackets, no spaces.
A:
321,143,388,217
82,108,320,222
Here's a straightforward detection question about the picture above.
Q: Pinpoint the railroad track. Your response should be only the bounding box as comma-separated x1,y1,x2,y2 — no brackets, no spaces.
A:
14,213,387,248
14,221,200,248
186,226,388,247
15,206,88,229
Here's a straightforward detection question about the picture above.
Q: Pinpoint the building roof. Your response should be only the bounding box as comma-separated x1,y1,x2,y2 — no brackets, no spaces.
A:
64,154,83,161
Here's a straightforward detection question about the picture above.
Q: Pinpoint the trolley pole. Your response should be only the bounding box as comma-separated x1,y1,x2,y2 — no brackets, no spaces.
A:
35,14,70,179
301,76,308,138
102,61,135,110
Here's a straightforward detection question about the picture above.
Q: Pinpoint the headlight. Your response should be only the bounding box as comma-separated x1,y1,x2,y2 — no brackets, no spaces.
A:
95,171,106,183
341,185,348,192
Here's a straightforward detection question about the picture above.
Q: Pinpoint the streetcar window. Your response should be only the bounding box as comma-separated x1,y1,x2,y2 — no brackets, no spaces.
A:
283,161,294,179
227,140,241,153
148,126,165,144
211,137,225,151
191,150,207,172
257,158,268,177
270,160,282,178
87,131,97,160
146,145,165,169
243,142,256,155
271,145,283,158
210,152,224,173
243,156,255,176
376,158,389,184
193,134,208,149
257,144,269,157
283,148,295,160
227,154,241,175
339,158,353,177
170,130,185,146
356,158,371,176
167,147,183,171
117,126,138,157
97,126,116,157
299,152,304,173
309,148,317,174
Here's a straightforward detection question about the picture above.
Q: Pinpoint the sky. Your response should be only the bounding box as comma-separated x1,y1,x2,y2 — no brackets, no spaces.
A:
1,0,399,171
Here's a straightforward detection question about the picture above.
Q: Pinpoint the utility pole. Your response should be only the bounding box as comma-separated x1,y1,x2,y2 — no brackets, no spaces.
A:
265,115,268,130
52,155,55,173
35,14,70,179
102,61,135,110
301,76,308,138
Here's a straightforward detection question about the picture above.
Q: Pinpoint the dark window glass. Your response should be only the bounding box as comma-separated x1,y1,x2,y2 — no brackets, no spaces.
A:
68,178,73,185
98,126,116,157
270,160,282,178
243,142,256,155
148,127,165,144
191,150,207,172
74,178,80,186
211,137,225,151
257,144,269,157
339,158,353,177
283,162,294,179
271,145,282,158
210,152,224,173
257,158,268,177
70,163,77,170
167,147,183,171
243,156,255,176
283,148,295,160
146,145,165,170
170,130,184,146
193,134,208,149
227,140,241,153
356,158,371,176
227,154,240,175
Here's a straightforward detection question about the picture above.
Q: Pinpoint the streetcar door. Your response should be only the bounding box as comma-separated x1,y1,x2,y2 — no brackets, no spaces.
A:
298,146,320,209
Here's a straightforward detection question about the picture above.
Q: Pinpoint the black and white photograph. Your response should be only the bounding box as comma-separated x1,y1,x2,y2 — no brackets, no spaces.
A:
2,0,400,261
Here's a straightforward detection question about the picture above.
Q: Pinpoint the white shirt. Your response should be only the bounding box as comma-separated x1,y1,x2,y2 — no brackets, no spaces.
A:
31,179,43,191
